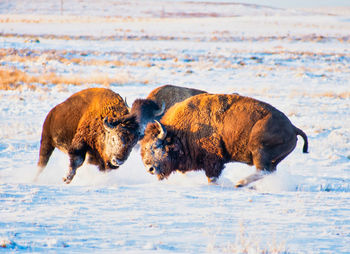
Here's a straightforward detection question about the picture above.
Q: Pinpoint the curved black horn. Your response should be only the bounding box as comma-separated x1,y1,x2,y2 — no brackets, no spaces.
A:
154,101,165,117
155,120,167,140
124,97,130,109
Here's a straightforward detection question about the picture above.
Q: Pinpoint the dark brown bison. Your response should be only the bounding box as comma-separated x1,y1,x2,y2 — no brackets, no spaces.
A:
146,84,207,113
35,88,136,184
104,84,207,149
140,93,308,187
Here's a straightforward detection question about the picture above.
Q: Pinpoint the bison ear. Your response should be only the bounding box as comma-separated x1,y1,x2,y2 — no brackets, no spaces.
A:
120,115,138,131
103,117,120,131
155,120,167,140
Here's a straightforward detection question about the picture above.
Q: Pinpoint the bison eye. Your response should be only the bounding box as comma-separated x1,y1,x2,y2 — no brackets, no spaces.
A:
148,167,155,174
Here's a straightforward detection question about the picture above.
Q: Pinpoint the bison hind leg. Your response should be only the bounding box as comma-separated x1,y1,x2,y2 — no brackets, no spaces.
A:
235,148,276,188
251,147,276,172
236,139,297,187
34,166,45,183
35,141,55,182
235,171,268,188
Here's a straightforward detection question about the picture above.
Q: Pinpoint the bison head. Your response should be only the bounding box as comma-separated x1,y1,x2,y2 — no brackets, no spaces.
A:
129,99,165,137
103,115,139,169
140,121,183,180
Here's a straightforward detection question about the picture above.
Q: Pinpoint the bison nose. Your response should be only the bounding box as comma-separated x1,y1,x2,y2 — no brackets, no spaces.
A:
111,158,124,167
116,159,124,166
148,167,155,174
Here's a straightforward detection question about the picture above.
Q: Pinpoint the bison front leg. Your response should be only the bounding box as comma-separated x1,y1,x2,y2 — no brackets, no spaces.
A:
204,161,224,185
64,143,87,184
207,177,218,184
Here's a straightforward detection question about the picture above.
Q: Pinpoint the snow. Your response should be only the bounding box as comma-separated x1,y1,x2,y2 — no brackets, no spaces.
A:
1,0,350,253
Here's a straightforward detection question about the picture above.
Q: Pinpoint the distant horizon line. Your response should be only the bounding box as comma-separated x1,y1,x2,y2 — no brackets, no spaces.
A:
157,0,350,9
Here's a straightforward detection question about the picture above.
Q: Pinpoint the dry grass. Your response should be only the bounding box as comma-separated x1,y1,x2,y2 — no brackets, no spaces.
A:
1,42,349,91
0,69,36,90
287,89,350,99
0,47,154,90
314,91,350,99
0,68,148,90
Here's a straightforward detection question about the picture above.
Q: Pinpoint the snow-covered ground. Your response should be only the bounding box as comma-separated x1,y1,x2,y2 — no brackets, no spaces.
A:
0,1,349,253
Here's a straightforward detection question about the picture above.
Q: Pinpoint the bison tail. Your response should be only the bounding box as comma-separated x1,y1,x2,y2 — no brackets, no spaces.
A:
295,126,308,153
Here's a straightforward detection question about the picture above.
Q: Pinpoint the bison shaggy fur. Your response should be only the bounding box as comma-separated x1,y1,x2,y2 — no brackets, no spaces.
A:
146,84,207,113
36,88,135,184
104,84,207,157
141,93,308,187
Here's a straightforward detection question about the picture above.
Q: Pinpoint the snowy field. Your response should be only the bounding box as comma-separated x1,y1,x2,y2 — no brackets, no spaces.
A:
1,1,350,253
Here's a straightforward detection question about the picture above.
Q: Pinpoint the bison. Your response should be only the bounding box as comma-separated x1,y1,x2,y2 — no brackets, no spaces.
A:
146,84,207,113
35,88,136,184
140,93,308,187
104,84,207,151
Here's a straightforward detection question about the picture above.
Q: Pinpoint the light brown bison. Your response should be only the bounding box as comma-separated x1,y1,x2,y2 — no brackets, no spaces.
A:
140,93,308,187
36,88,136,184
104,84,207,149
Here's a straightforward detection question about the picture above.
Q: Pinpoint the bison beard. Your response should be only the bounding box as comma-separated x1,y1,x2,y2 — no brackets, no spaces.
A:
140,93,308,187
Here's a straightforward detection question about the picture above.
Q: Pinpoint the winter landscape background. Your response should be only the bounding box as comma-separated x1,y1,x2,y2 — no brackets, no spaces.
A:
0,0,349,253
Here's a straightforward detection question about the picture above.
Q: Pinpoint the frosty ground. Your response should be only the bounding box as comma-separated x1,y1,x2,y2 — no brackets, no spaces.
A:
0,1,349,253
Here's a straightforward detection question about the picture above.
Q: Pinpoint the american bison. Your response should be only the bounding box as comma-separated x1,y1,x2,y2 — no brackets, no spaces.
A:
146,84,207,113
104,84,207,150
35,88,135,184
140,93,308,187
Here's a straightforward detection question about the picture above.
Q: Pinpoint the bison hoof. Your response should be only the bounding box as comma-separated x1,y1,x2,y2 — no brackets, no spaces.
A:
235,179,248,188
235,182,245,188
63,177,72,184
207,177,218,185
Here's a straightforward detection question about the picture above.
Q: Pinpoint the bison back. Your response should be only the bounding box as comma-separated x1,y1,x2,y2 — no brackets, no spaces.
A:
146,84,207,112
161,93,291,163
43,88,128,151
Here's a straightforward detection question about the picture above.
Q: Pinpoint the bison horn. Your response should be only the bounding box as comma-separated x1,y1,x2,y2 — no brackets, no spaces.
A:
154,101,165,117
103,117,119,131
155,120,167,140
124,97,130,110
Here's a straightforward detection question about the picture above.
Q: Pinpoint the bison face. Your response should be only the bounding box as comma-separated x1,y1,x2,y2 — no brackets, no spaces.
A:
103,115,139,169
141,121,181,180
